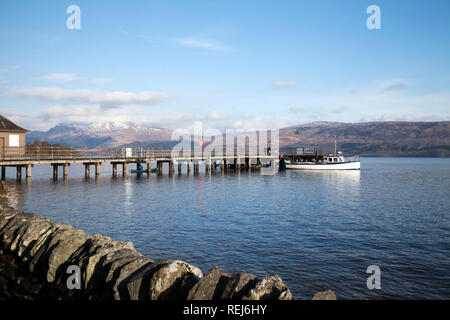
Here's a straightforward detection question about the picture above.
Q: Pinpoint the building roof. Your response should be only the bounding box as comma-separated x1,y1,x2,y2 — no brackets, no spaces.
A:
0,114,29,132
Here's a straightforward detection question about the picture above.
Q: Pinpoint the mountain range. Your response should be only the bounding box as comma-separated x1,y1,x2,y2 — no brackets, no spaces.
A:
26,121,450,157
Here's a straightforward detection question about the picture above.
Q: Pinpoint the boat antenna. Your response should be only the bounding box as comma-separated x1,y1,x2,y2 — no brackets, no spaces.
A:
334,135,337,156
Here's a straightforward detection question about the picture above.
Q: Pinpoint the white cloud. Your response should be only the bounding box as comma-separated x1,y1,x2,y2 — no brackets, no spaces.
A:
35,73,79,82
89,78,113,84
7,86,172,106
273,81,297,89
173,37,229,51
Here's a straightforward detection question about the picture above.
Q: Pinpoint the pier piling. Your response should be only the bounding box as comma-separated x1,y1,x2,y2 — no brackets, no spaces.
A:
17,166,22,181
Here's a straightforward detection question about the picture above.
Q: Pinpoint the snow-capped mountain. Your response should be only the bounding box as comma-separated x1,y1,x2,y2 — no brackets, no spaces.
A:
27,122,173,147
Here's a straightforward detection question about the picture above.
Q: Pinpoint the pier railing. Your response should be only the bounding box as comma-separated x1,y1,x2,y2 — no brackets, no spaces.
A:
0,145,276,161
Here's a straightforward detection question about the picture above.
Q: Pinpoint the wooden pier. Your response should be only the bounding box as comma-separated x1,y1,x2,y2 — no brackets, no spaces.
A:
0,146,277,180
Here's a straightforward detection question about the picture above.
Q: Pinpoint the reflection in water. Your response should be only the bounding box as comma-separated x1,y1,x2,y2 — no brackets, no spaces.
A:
1,158,449,299
123,178,133,215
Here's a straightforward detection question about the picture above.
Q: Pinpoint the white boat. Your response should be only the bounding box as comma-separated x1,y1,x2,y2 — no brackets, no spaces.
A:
286,152,360,170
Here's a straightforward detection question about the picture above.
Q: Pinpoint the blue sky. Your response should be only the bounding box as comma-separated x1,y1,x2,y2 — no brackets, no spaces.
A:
0,0,449,131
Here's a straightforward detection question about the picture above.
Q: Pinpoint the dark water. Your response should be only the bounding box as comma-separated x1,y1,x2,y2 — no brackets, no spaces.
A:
2,158,449,299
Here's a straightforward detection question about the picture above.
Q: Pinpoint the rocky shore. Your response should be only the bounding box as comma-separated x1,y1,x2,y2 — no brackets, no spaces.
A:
0,182,334,300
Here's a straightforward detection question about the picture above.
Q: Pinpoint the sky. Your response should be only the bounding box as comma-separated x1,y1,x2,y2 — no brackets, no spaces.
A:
0,0,449,131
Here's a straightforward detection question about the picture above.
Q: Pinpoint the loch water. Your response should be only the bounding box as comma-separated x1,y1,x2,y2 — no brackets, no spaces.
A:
3,157,449,299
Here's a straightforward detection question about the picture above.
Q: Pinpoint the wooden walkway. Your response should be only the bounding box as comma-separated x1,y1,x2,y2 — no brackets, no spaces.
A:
0,146,277,180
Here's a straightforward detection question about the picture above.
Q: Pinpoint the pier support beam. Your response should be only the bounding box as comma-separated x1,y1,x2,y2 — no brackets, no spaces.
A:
157,161,163,175
178,162,182,175
112,163,117,177
147,162,151,176
26,164,32,179
123,162,127,176
84,164,90,178
187,162,191,175
169,161,174,176
52,165,58,180
63,164,69,178
1,166,6,180
17,166,22,181
194,162,199,175
95,163,101,176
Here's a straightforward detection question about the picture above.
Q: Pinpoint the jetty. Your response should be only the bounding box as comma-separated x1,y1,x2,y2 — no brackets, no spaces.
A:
0,145,278,180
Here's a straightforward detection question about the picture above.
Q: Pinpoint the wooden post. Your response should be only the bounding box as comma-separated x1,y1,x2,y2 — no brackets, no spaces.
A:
95,163,100,176
123,162,127,176
178,162,182,175
194,162,199,175
147,162,151,176
85,164,90,178
17,166,22,181
1,166,6,180
157,161,162,175
112,163,117,176
26,164,32,178
52,165,58,180
187,162,191,175
169,161,174,175
63,164,69,177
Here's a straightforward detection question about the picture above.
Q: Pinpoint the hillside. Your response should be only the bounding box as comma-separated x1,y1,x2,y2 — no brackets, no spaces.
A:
26,121,450,157
279,121,450,157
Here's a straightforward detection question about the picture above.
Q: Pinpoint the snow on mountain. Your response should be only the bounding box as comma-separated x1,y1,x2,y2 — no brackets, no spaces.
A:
27,121,173,148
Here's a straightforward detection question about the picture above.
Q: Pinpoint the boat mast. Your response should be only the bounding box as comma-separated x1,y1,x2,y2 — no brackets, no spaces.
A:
334,136,337,156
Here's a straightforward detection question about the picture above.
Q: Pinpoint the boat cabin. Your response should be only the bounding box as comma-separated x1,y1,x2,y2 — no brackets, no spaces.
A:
326,155,345,163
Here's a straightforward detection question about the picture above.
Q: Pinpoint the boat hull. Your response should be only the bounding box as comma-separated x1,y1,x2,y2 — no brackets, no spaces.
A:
286,161,360,170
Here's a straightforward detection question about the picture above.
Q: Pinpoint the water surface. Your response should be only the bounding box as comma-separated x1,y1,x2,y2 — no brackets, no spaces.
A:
3,158,449,299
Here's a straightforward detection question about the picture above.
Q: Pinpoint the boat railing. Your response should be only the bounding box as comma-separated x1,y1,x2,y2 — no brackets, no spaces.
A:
345,156,360,163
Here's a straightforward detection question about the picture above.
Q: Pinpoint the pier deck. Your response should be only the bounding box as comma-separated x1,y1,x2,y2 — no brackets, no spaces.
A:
0,146,277,180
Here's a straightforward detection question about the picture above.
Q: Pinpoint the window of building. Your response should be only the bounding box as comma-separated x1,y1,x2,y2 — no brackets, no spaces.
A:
9,134,19,147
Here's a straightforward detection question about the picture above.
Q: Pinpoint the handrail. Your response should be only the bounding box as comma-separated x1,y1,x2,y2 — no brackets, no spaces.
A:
0,145,277,161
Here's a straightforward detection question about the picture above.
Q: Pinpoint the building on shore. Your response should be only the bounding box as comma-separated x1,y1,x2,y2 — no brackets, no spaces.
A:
0,115,29,158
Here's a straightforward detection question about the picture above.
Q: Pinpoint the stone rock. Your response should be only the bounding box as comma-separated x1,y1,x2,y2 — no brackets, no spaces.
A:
15,218,53,258
243,274,293,300
64,234,134,289
112,256,154,300
188,266,231,300
123,259,202,300
0,213,35,251
46,230,87,282
148,259,202,300
28,223,76,274
24,226,57,265
86,248,143,299
220,272,258,299
312,290,336,300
